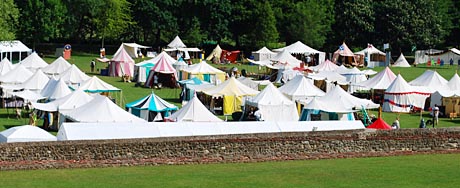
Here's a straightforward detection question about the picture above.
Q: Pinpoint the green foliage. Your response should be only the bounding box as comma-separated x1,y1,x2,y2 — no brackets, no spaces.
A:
0,0,19,40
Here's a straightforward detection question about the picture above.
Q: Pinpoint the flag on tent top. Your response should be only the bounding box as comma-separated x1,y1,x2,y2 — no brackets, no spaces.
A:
339,45,344,51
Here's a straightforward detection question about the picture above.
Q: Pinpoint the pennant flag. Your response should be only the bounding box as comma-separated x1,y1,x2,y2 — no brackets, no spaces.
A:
411,45,417,52
339,45,344,51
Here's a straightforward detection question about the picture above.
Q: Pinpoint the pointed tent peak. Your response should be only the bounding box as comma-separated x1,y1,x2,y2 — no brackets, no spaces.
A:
167,36,187,48
112,46,135,63
203,76,259,97
0,64,34,84
19,52,49,69
166,93,222,122
366,118,392,130
78,76,120,93
255,46,276,54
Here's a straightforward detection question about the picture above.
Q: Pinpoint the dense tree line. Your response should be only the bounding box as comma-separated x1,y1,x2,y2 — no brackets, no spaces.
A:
0,0,458,54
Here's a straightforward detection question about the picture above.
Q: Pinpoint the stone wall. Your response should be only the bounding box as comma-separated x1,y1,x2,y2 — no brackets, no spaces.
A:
1,128,460,170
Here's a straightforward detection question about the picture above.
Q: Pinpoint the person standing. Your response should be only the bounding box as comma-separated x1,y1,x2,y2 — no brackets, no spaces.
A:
392,117,400,129
90,59,96,72
432,104,440,127
254,107,263,121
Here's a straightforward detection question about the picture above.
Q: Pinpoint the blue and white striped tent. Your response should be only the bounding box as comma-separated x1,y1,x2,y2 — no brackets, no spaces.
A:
125,93,178,121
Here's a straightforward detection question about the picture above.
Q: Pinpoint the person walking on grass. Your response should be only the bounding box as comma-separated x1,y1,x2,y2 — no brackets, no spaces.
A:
90,59,96,72
432,104,440,127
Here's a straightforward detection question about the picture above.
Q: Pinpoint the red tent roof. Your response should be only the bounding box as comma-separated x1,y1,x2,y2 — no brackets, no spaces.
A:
367,118,392,130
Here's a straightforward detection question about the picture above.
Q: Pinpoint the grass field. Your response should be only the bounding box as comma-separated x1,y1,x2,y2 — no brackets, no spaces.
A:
0,153,459,187
0,54,459,130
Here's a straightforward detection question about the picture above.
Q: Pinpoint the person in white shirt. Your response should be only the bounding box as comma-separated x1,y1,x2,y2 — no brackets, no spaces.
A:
254,107,263,121
432,104,440,127
392,117,400,129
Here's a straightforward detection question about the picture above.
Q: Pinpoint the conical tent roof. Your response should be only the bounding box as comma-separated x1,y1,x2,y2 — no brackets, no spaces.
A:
304,97,355,113
32,89,94,112
367,118,392,130
334,42,355,57
135,58,155,67
167,36,186,48
183,61,225,74
386,74,414,93
308,59,339,72
273,41,322,54
11,90,46,102
58,64,90,84
42,56,72,75
0,125,57,143
151,55,177,74
112,46,135,63
78,76,120,93
206,44,222,61
271,49,301,69
355,44,385,56
126,93,178,112
203,77,259,97
40,79,72,100
21,69,50,91
0,58,14,76
320,85,379,109
255,46,276,54
409,70,448,92
151,51,176,65
278,75,325,100
166,95,222,122
0,64,33,84
447,73,460,90
237,77,259,90
356,67,396,90
392,53,411,67
63,95,146,123
248,83,293,106
19,52,48,70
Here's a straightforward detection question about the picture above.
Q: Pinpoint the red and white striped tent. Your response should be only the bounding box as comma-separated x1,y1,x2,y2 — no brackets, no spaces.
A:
109,47,135,77
145,55,177,88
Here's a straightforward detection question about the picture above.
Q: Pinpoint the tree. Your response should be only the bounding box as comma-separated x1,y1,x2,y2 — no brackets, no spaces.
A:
250,2,279,48
0,0,19,41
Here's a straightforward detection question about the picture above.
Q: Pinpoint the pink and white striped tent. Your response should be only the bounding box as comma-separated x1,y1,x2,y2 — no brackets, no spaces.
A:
109,47,135,77
145,55,177,88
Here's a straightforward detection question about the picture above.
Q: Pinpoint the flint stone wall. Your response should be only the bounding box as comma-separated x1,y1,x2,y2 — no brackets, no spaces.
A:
1,128,460,170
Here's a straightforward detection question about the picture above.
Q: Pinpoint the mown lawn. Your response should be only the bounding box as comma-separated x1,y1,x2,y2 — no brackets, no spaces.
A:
0,153,459,188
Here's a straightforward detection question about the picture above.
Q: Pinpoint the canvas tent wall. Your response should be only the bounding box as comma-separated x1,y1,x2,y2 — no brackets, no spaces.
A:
109,47,135,77
165,95,222,122
354,44,386,68
181,61,226,84
415,48,460,65
430,90,460,115
144,55,178,88
251,47,277,61
0,40,32,62
383,74,431,112
332,43,358,66
206,45,222,62
273,41,326,64
115,43,151,58
126,93,178,121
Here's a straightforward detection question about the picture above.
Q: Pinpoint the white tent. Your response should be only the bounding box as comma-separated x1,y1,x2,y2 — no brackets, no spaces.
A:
246,83,299,121
40,79,72,100
278,75,325,100
409,70,448,93
383,74,431,112
110,46,135,77
307,59,339,72
19,52,48,71
251,46,277,61
300,97,357,121
356,66,396,90
21,69,50,92
339,67,367,93
273,41,326,64
0,125,56,143
307,71,348,92
354,44,386,68
206,44,223,61
0,64,33,85
447,73,460,90
166,95,223,122
430,90,460,111
10,90,46,102
246,59,278,69
0,40,32,62
415,48,460,65
41,56,72,76
78,76,120,93
32,89,93,113
62,95,146,123
0,58,14,76
58,64,90,88
115,43,151,58
320,85,380,109
392,53,411,67
167,36,187,48
237,77,260,90
270,49,302,69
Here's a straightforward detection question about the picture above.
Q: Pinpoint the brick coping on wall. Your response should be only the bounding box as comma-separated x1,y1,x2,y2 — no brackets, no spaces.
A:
1,128,460,170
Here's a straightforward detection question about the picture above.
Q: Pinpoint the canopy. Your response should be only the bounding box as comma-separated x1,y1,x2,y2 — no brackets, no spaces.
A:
448,73,460,90
166,95,222,122
251,46,277,61
19,52,48,71
246,83,299,121
32,89,93,113
392,53,411,67
58,64,90,86
0,40,32,61
0,125,56,143
356,67,396,90
78,76,120,93
11,90,46,102
126,93,178,112
307,59,339,72
366,118,392,130
0,58,14,76
278,75,325,100
206,44,223,61
63,95,146,123
167,36,187,48
41,56,72,75
270,49,301,69
383,74,431,112
21,69,50,91
40,79,72,100
409,70,448,93
115,43,151,58
273,41,326,64
0,64,33,85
